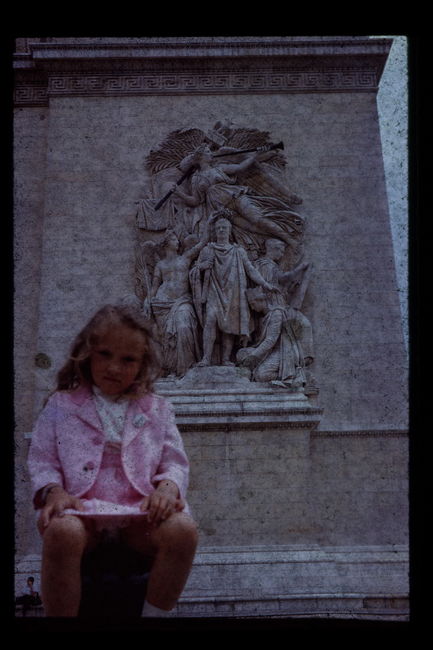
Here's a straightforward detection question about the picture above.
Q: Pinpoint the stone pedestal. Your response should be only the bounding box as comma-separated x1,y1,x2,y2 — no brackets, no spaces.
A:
157,366,321,429
156,367,322,548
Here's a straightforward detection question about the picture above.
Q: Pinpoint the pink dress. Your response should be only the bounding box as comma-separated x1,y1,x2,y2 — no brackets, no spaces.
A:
64,387,149,531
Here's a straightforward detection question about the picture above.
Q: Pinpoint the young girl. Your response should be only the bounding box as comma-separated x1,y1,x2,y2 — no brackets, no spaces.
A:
27,304,198,617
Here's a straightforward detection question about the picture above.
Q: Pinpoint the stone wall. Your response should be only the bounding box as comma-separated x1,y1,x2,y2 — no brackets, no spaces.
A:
13,37,408,619
182,428,408,550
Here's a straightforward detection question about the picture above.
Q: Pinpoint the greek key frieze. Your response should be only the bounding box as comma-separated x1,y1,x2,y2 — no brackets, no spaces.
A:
39,68,378,98
14,82,48,106
14,68,378,104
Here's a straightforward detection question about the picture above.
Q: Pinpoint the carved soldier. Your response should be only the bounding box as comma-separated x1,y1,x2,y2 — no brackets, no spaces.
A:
255,238,311,309
236,286,313,388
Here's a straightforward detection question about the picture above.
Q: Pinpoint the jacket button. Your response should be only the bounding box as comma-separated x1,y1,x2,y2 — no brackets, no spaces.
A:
83,462,95,471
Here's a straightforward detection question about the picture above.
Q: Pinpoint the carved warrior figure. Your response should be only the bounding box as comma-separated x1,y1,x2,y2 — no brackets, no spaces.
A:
134,123,314,385
254,238,311,310
236,238,314,388
236,287,314,388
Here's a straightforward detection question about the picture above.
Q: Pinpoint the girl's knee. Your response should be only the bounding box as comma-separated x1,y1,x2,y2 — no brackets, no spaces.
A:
43,515,88,554
155,513,198,551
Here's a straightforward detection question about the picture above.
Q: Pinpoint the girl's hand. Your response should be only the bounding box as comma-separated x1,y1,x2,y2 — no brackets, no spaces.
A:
140,480,185,525
37,487,85,534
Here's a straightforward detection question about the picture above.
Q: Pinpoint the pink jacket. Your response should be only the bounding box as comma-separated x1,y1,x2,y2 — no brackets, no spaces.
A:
27,386,189,509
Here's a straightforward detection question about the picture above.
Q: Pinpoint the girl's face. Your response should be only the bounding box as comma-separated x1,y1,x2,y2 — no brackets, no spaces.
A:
89,324,146,396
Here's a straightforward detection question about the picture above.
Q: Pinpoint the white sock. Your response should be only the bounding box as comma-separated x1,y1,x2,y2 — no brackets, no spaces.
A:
141,599,173,617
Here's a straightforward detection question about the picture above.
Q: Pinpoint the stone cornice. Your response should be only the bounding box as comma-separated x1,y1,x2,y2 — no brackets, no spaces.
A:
15,37,392,63
13,37,392,106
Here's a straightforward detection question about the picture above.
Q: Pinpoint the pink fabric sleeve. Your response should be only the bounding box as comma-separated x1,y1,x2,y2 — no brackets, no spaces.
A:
27,394,65,508
152,399,189,499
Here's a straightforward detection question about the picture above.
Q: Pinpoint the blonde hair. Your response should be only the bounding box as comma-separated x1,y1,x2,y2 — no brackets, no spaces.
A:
56,304,161,397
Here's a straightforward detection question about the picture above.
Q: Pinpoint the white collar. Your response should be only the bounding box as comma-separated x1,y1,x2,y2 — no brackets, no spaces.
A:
92,384,128,404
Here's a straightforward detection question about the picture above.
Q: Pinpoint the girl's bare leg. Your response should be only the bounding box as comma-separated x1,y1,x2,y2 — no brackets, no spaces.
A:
124,512,198,611
40,515,91,617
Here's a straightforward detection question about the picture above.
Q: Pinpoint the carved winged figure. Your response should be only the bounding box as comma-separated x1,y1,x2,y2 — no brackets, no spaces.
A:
138,123,304,260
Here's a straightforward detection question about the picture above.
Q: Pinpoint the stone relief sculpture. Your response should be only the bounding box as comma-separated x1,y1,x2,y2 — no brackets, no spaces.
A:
133,121,316,392
170,142,300,249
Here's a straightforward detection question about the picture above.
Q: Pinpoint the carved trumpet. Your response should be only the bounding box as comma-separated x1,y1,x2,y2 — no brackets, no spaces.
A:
153,141,284,211
212,140,284,157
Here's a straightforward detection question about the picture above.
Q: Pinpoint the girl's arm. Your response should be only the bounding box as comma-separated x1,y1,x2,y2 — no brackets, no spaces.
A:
28,395,66,507
27,394,85,529
153,404,189,495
